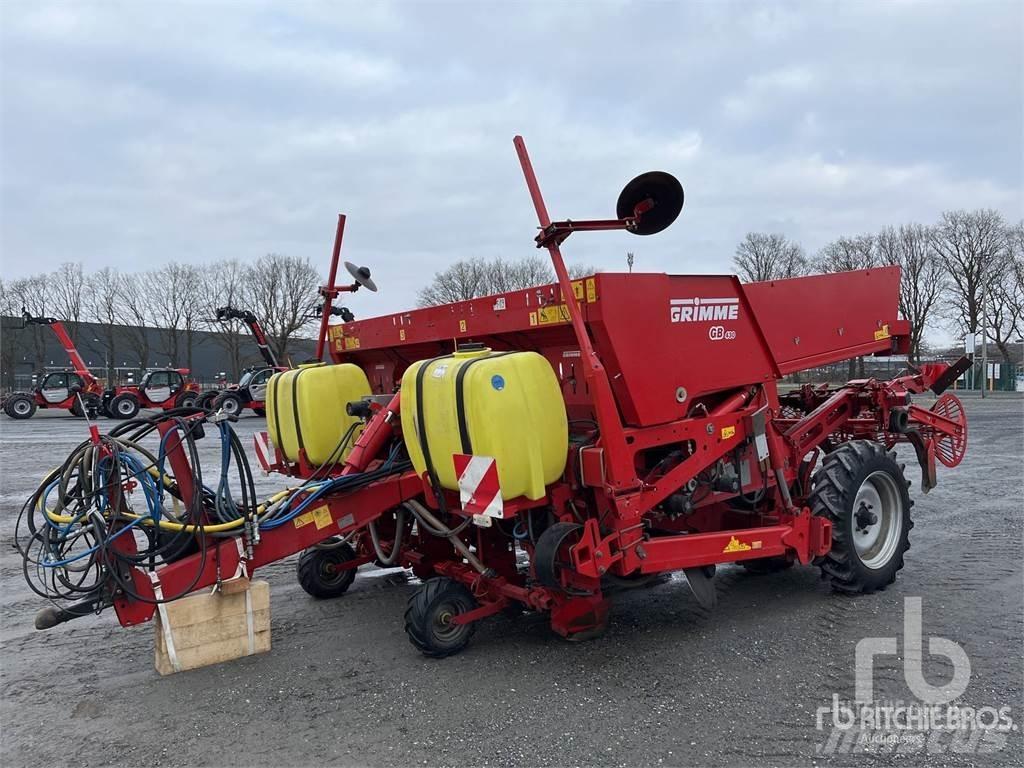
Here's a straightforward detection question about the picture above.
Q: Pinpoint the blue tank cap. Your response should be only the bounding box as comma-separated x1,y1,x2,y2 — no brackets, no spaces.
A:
491,374,505,391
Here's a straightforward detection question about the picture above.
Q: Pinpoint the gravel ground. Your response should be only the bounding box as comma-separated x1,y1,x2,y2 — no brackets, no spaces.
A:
1,397,1021,767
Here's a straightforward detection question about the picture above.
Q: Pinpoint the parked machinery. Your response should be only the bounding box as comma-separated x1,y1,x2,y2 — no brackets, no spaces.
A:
201,306,288,416
21,137,970,661
2,311,104,419
101,368,201,419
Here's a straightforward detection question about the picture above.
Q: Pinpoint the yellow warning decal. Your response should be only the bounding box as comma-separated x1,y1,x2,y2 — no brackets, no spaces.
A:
586,278,597,303
723,536,752,553
529,311,538,327
537,305,570,326
343,336,360,350
459,319,467,333
721,425,736,440
399,329,406,341
571,280,584,300
874,324,890,341
294,504,333,531
328,325,345,352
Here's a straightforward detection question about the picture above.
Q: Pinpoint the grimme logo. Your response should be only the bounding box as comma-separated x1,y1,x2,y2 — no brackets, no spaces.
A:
670,297,740,323
815,597,1016,756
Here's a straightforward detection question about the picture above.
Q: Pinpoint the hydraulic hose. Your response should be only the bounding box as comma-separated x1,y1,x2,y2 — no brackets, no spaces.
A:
402,499,487,574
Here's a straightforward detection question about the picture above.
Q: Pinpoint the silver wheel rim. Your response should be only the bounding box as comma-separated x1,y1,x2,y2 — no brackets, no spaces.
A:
221,398,239,415
853,470,903,570
117,399,135,416
13,399,30,415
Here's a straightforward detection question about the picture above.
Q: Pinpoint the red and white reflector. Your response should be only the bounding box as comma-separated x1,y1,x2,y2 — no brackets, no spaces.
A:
253,431,274,474
452,454,503,518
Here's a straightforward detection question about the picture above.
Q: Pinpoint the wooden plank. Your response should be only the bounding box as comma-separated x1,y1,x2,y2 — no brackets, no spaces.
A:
154,579,271,675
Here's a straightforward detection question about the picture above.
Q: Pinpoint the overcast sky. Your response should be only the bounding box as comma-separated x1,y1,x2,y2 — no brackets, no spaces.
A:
1,1,1021,321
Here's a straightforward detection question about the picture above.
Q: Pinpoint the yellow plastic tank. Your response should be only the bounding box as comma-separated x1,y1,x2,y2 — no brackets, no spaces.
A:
266,362,371,466
401,348,568,501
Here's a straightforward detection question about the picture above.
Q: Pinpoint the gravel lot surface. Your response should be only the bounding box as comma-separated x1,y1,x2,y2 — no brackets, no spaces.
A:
1,397,1021,767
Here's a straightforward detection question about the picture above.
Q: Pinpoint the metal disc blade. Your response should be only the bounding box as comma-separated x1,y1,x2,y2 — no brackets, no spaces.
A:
682,567,717,609
345,261,378,292
616,171,684,235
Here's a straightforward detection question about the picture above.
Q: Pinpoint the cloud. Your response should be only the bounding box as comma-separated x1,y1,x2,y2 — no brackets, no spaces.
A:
0,0,1020,325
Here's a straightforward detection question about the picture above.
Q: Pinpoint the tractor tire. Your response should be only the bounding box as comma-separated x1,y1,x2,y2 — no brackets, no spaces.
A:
108,393,141,420
4,394,37,420
810,440,913,594
175,391,199,409
740,556,794,574
213,391,244,417
196,391,219,410
296,542,358,599
70,393,101,418
252,407,266,417
404,577,478,658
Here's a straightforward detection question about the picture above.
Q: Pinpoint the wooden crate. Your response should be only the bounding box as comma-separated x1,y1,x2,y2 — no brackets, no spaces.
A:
155,579,271,676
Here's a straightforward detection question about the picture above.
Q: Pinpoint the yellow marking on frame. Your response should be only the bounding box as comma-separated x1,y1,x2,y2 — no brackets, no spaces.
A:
586,278,597,303
311,505,332,530
399,329,406,341
294,505,333,531
723,536,752,553
459,319,467,333
571,280,584,300
529,311,538,327
874,324,890,341
537,305,570,326
721,425,736,440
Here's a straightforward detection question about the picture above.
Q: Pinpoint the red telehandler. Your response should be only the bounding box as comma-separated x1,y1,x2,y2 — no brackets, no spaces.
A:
0,308,201,420
2,311,105,419
199,306,288,416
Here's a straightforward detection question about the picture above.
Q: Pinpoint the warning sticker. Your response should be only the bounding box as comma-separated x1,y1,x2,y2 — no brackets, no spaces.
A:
537,305,570,326
723,536,752,553
294,504,333,531
721,425,736,440
586,278,597,303
873,324,890,341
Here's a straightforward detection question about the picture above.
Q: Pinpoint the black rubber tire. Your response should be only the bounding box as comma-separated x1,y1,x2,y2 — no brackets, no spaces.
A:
404,577,478,658
70,393,101,418
197,391,219,410
213,391,244,417
4,394,36,420
175,391,199,409
252,407,266,417
108,393,140,420
534,522,583,589
740,556,794,574
296,543,358,599
811,440,913,594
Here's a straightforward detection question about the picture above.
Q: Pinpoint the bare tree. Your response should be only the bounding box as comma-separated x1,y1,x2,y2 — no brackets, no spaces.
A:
50,262,86,343
116,274,152,370
417,256,595,307
985,221,1024,371
876,224,945,364
930,209,1008,338
85,267,121,382
0,279,20,389
146,264,202,367
814,234,878,273
7,275,53,374
199,260,252,380
247,253,320,363
732,233,809,282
